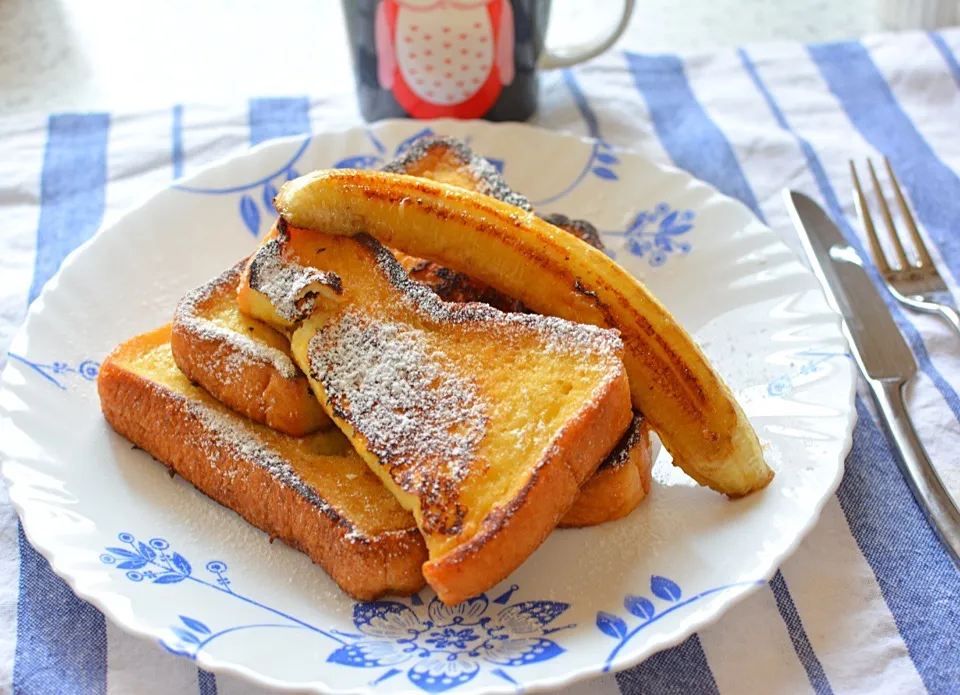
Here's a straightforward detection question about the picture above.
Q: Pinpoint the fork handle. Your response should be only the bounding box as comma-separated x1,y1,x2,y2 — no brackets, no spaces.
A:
871,379,960,570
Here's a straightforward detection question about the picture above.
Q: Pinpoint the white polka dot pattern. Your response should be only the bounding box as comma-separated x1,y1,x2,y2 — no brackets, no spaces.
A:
395,7,495,106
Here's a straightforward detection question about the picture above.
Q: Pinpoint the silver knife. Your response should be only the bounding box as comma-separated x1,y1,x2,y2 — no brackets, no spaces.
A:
785,190,960,569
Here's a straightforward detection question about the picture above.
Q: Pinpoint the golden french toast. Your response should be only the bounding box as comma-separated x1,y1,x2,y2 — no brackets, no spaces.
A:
98,324,426,601
274,169,773,497
171,262,331,436
239,222,633,604
168,135,650,529
173,260,651,527
559,413,653,528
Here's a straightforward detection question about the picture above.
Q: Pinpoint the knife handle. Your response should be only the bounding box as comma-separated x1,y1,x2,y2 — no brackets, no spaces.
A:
871,379,960,570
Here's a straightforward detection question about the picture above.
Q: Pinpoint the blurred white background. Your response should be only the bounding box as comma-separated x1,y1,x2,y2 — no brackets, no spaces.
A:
0,0,950,116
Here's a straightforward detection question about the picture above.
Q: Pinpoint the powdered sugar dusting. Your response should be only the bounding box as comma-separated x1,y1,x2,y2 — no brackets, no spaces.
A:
188,317,298,379
182,398,333,516
175,263,300,379
307,310,488,536
248,237,343,323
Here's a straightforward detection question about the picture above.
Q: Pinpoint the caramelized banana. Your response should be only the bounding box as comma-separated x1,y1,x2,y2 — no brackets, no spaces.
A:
274,169,773,497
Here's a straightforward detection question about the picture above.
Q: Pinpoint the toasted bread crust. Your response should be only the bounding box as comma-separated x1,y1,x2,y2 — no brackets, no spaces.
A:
99,326,426,601
559,414,653,528
275,169,773,497
423,367,632,604
171,262,331,436
241,227,633,603
395,251,526,313
186,252,646,531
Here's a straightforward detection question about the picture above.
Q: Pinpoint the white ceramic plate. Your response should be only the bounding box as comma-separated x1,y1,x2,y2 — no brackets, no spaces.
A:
0,120,855,694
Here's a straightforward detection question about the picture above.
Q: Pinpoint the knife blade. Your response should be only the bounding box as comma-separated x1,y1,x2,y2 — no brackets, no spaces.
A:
785,190,916,380
785,189,960,570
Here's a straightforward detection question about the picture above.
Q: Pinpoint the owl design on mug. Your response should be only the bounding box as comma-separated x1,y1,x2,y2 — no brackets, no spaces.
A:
375,0,515,119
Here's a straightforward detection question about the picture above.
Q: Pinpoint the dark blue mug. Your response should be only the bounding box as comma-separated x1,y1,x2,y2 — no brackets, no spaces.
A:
342,0,634,122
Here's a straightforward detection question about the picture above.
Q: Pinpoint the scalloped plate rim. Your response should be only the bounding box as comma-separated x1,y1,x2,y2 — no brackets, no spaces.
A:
0,119,856,695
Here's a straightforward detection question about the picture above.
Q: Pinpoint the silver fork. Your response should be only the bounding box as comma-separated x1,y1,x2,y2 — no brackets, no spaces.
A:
850,157,960,335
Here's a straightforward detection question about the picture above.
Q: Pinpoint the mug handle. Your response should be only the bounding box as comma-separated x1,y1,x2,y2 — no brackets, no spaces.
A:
538,0,636,69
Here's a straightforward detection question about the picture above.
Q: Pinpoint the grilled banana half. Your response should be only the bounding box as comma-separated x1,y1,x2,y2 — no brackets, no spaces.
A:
274,169,773,497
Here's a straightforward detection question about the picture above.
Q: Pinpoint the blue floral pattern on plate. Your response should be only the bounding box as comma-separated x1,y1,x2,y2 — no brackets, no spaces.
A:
172,138,310,237
596,575,764,671
5,354,99,390
604,203,695,267
767,350,851,397
329,587,572,692
100,533,572,693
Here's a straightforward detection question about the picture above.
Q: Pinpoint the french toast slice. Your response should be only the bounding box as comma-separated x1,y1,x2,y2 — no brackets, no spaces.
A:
239,223,633,604
273,169,774,498
171,261,331,436
175,258,648,526
98,324,427,601
559,413,653,528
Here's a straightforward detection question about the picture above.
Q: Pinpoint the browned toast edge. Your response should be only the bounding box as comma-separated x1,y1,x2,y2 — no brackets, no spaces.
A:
559,413,653,528
421,362,632,604
171,262,332,436
98,326,427,601
196,251,646,529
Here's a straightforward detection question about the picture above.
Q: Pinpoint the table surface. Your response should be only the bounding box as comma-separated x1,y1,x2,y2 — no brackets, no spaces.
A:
0,0,885,117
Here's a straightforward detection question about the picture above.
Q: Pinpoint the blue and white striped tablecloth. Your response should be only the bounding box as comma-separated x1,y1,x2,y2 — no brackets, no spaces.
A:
1,28,959,695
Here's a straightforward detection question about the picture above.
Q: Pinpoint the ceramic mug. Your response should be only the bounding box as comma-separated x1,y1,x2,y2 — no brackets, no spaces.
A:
342,0,635,122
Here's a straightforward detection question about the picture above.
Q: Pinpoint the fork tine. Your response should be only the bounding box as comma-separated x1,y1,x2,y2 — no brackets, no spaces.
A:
867,158,911,270
850,160,892,275
884,156,933,268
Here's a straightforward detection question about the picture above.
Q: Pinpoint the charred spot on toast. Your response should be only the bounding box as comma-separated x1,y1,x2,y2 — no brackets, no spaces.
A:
597,413,647,472
173,258,301,379
248,236,343,323
275,215,290,240
395,252,526,313
382,135,533,213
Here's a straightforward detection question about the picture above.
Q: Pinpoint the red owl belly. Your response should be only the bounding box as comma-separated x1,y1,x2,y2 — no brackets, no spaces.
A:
395,7,494,107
